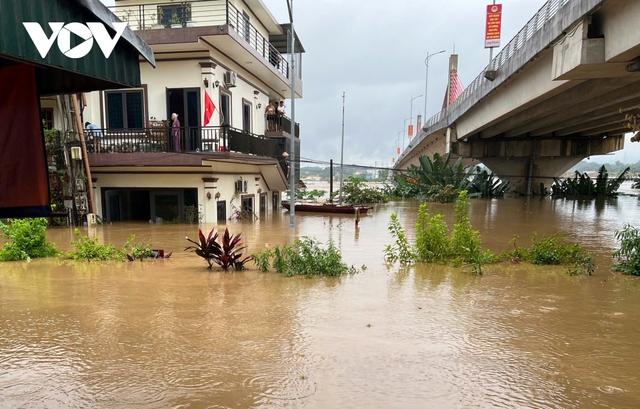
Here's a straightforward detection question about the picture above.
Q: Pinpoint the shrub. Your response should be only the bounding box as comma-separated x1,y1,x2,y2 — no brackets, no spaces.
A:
612,224,640,275
252,237,364,277
414,204,450,262
186,227,253,270
0,218,58,261
384,214,416,264
67,229,122,260
450,191,482,264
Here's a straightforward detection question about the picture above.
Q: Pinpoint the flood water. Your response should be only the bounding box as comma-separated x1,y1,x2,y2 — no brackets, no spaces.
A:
2,192,640,408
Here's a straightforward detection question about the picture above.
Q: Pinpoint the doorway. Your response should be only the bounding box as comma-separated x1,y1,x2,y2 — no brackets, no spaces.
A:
104,190,121,222
241,195,254,215
167,88,200,151
217,200,227,223
242,100,251,132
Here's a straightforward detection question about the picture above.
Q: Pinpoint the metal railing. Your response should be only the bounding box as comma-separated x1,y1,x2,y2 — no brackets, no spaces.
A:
86,126,285,170
264,114,300,136
422,0,572,132
108,0,293,79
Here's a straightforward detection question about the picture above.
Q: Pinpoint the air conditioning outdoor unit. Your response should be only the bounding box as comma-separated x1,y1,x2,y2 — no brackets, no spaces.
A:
224,70,237,87
235,180,244,193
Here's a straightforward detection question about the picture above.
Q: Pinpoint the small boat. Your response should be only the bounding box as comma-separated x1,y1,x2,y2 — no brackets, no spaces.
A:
282,201,372,214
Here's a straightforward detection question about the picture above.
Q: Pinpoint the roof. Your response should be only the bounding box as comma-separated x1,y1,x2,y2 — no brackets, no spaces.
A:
269,24,305,54
0,0,155,95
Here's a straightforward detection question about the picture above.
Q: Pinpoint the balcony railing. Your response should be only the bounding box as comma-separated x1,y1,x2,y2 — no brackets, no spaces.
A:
85,125,288,174
265,114,300,136
109,0,292,79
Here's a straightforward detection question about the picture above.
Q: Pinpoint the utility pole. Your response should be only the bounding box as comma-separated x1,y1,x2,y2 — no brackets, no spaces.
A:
339,91,345,205
424,50,446,120
286,0,295,227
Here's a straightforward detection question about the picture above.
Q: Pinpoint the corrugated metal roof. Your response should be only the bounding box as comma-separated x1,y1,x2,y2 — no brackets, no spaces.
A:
0,0,155,94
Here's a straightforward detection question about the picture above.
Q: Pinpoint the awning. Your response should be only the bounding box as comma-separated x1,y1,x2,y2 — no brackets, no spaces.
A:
0,0,155,95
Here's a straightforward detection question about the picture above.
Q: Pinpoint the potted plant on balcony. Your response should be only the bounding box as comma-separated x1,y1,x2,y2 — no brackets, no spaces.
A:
150,9,164,29
185,4,197,27
170,13,182,28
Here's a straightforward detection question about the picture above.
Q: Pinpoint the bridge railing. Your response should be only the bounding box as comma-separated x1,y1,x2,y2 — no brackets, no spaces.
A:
422,0,572,133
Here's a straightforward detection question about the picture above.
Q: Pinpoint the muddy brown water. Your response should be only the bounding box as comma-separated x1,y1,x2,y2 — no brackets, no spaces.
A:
1,195,640,408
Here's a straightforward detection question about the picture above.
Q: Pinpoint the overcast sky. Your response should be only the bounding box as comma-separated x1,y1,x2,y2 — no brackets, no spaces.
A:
101,0,640,166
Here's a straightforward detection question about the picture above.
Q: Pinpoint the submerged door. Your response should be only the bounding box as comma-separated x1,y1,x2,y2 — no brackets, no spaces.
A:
150,190,183,222
217,200,226,223
104,190,121,222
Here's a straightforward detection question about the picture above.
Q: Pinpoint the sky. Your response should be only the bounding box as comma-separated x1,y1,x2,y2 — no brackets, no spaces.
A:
101,0,640,167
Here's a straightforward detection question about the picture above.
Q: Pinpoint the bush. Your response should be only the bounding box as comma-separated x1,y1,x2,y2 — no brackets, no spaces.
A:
0,218,58,261
253,237,364,277
66,229,123,260
612,224,640,275
414,204,450,262
384,214,416,264
502,232,595,276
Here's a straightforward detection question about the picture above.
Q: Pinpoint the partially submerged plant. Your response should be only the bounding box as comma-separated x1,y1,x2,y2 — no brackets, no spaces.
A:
0,218,58,261
186,227,253,270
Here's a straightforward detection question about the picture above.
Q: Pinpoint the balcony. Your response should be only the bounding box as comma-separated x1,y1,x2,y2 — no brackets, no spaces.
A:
109,0,303,94
264,114,300,138
85,125,288,175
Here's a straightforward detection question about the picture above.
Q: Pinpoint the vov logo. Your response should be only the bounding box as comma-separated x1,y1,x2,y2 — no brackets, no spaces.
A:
23,22,128,59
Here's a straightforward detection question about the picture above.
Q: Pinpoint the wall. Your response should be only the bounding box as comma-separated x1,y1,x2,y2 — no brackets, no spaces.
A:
92,170,274,223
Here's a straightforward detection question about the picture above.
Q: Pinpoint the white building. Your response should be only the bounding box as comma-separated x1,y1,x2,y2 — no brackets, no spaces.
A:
82,0,303,223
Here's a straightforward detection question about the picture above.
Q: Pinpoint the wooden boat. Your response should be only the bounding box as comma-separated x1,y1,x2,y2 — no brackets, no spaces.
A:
282,201,372,214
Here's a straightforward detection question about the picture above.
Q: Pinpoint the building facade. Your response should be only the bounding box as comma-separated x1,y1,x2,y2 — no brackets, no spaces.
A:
82,0,303,224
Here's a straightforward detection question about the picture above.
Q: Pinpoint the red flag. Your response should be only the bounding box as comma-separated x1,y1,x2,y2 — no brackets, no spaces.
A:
204,91,216,126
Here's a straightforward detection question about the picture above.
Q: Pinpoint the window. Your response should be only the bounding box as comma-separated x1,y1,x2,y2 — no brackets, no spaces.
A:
160,4,191,27
106,90,144,129
41,108,54,129
242,100,251,132
220,92,231,126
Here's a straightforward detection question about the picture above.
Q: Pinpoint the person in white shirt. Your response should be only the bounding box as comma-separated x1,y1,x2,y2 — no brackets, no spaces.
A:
277,101,285,130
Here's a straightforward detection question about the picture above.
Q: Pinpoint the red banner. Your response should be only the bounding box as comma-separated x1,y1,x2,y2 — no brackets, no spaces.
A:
485,4,502,49
408,124,414,137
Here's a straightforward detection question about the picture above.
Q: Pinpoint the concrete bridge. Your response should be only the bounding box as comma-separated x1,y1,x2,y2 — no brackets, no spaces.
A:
396,0,640,193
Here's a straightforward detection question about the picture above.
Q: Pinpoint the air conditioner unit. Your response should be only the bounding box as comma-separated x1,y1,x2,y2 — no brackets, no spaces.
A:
224,70,237,87
235,180,243,193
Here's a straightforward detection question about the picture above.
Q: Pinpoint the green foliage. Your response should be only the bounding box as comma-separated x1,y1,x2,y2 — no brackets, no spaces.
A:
333,176,389,204
612,224,640,275
385,192,488,275
123,235,155,260
384,214,416,264
0,218,58,261
252,238,363,276
450,191,482,264
252,248,272,272
186,227,253,270
67,229,123,260
393,153,509,201
501,232,595,276
414,204,450,262
183,205,202,224
551,165,629,197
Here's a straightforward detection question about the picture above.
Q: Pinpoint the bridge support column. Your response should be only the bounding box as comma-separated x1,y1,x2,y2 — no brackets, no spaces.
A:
452,135,624,194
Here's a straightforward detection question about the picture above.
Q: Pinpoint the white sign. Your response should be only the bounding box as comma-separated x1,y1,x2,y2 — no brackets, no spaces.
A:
23,22,128,59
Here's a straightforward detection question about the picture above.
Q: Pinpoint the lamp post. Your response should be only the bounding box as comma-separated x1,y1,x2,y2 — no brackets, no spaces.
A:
424,50,446,121
409,94,423,139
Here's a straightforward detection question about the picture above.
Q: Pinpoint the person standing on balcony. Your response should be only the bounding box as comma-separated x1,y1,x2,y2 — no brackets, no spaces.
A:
171,113,181,152
265,101,276,132
277,100,285,131
84,122,103,153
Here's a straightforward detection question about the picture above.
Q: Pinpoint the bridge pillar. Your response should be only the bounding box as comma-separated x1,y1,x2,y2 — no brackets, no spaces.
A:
452,135,624,194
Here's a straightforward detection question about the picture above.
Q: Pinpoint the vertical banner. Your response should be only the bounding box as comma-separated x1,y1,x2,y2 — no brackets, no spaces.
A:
485,4,502,49
408,124,414,137
0,65,51,218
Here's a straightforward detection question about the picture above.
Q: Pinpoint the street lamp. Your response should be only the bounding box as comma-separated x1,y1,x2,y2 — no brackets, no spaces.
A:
424,50,446,121
410,94,423,139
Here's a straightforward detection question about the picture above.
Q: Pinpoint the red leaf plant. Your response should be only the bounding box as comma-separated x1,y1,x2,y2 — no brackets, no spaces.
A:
185,227,253,270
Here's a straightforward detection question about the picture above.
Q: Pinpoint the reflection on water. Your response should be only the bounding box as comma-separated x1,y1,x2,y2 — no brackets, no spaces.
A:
1,196,640,408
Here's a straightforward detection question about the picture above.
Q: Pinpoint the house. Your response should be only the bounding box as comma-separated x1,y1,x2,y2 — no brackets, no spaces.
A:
0,0,154,218
82,0,304,224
